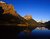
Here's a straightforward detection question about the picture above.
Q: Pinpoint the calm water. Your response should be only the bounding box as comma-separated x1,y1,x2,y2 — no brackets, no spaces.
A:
32,30,50,36
17,29,50,39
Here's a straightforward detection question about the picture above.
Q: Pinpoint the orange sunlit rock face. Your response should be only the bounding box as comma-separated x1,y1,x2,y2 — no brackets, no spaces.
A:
0,2,17,16
24,15,32,20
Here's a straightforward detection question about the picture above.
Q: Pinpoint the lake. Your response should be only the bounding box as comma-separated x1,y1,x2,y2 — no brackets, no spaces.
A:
17,30,50,39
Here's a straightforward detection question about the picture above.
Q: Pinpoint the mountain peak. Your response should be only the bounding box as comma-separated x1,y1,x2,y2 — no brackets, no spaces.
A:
0,2,18,16
24,15,32,20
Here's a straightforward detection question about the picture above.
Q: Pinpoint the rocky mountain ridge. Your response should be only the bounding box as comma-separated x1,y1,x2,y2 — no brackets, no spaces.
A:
0,1,39,27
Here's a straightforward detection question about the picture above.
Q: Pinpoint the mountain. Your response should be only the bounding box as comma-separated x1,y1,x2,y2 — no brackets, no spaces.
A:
0,1,28,26
0,1,18,16
0,1,39,29
24,15,32,20
24,15,39,27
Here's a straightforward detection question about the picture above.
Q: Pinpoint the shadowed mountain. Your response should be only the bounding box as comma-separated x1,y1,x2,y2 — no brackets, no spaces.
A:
0,1,28,39
0,1,39,27
0,1,41,39
0,2,28,26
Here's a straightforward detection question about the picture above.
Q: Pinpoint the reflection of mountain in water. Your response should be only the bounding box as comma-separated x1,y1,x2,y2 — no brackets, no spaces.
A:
34,27,48,30
18,29,50,39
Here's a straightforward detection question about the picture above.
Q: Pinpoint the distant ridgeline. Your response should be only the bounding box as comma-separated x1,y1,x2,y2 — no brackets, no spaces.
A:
0,1,39,28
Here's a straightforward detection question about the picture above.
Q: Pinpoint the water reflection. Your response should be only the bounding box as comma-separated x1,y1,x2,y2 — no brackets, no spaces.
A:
34,27,48,30
18,30,31,39
17,27,50,39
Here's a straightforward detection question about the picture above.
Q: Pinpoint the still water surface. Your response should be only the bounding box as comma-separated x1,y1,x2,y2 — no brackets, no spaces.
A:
17,27,50,39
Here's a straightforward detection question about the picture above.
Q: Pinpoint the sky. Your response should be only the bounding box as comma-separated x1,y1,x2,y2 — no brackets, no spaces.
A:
0,0,50,22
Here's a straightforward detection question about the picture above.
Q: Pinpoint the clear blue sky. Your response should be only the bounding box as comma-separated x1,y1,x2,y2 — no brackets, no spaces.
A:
1,0,50,21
